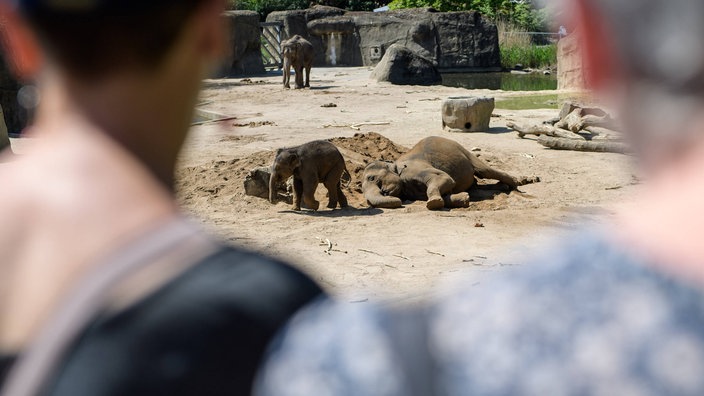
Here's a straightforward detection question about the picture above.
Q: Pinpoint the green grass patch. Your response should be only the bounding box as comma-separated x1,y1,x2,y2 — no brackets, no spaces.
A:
500,44,556,70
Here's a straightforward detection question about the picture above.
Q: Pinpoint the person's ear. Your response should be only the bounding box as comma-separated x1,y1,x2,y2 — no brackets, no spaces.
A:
0,3,43,80
571,0,623,91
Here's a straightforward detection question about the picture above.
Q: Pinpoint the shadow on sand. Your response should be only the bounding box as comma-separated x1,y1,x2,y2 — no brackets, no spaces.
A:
277,206,384,217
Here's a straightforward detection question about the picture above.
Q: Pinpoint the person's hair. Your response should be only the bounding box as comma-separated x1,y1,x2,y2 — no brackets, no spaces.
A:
21,1,205,78
588,0,704,95
584,0,704,158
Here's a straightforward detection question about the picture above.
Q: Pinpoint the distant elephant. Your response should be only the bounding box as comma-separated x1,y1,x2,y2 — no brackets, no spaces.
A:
282,35,313,89
270,140,348,211
362,136,539,210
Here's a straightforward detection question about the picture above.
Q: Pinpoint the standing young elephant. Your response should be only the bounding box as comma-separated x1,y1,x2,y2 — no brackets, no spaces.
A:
270,140,348,211
362,136,539,210
282,35,313,89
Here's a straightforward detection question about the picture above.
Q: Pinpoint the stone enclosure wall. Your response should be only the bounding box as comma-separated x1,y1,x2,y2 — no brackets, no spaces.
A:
265,6,500,72
557,32,585,90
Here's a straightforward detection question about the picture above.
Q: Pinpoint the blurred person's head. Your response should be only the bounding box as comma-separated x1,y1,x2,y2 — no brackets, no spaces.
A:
0,0,225,83
568,0,704,167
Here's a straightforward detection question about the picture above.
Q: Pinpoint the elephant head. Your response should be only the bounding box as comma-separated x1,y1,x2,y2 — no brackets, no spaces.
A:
362,161,403,208
282,39,301,66
270,148,300,203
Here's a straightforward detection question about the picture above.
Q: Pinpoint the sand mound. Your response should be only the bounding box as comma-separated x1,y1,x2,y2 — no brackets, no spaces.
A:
176,132,408,210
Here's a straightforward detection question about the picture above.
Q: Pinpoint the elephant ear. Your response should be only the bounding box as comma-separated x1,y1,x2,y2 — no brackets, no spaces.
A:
287,151,301,168
384,161,398,174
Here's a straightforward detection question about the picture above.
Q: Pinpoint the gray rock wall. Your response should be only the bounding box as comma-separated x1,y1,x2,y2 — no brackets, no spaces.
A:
0,56,29,136
220,11,265,76
266,6,500,71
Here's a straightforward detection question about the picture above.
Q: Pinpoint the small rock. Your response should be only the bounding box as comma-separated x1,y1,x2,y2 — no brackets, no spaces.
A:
321,103,337,108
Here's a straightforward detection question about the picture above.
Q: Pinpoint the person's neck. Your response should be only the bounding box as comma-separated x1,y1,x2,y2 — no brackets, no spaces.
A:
615,128,704,286
31,68,198,189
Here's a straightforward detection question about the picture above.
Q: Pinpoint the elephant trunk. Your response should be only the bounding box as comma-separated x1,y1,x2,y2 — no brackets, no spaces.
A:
269,172,277,204
363,184,403,209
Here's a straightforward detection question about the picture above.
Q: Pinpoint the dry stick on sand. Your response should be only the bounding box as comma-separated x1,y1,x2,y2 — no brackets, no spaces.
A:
323,122,391,130
190,116,239,126
358,248,383,256
537,136,630,154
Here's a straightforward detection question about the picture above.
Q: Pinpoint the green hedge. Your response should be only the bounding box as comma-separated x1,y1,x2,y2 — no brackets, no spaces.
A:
500,43,556,70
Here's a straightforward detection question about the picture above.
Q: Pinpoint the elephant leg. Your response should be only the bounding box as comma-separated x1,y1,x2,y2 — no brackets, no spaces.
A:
472,160,537,189
292,177,303,210
443,192,470,208
337,182,348,208
425,172,455,210
323,178,339,209
304,65,311,88
283,69,291,89
296,66,306,89
301,177,320,211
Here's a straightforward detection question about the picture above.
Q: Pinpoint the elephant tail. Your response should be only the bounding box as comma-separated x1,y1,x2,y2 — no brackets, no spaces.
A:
340,168,352,188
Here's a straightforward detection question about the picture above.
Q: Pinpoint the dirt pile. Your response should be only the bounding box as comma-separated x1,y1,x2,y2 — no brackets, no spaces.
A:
176,132,408,210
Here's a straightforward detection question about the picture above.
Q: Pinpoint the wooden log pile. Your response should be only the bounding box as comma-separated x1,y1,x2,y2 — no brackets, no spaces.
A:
508,102,629,154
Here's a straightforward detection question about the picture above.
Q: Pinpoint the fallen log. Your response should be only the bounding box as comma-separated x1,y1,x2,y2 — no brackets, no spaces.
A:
508,122,585,140
556,108,584,132
583,126,623,141
582,114,618,130
538,136,629,153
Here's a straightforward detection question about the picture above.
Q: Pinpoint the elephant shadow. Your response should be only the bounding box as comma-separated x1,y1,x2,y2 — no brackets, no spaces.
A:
469,182,515,201
277,206,384,217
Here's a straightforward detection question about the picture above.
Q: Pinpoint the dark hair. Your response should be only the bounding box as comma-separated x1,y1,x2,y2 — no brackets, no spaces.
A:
21,1,204,78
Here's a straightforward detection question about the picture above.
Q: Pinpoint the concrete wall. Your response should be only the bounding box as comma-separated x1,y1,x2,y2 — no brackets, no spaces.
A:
557,32,585,90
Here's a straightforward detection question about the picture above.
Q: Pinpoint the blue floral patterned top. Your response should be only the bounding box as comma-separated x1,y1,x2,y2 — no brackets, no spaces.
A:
255,232,704,396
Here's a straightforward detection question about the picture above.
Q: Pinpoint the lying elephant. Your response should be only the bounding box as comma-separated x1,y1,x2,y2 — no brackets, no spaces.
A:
362,136,539,210
270,140,348,211
282,35,313,89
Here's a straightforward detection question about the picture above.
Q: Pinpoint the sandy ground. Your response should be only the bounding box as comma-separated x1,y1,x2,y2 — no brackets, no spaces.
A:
175,66,637,305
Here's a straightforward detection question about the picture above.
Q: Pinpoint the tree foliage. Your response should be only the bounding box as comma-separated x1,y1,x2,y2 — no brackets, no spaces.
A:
388,0,549,31
228,0,385,18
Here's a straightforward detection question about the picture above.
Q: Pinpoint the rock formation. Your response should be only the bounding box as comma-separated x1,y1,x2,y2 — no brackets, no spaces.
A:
266,6,500,71
370,44,441,85
221,11,266,76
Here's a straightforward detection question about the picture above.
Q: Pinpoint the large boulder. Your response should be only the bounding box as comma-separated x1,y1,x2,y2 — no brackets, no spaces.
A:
266,7,500,71
429,11,500,70
370,44,441,85
441,96,495,132
349,9,438,67
244,167,292,203
220,11,265,76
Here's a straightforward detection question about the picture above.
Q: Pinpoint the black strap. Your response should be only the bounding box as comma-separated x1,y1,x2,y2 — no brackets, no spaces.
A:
1,218,216,396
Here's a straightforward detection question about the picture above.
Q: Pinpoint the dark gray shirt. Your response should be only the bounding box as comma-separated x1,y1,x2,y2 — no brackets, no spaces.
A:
256,233,704,396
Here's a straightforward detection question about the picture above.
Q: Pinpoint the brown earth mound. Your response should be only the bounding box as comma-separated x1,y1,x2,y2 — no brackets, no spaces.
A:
176,132,408,210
